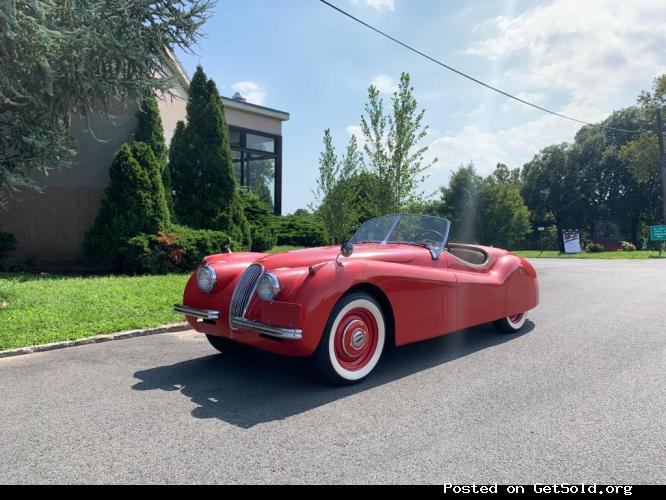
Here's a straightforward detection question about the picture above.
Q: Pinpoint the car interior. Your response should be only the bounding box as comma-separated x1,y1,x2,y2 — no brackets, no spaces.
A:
445,243,490,267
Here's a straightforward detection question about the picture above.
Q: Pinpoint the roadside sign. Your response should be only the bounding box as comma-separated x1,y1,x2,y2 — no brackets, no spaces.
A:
649,225,666,241
537,227,545,231
563,230,581,254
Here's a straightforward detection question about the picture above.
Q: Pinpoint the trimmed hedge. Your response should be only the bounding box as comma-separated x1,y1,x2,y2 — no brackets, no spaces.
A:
241,191,277,252
273,215,329,247
119,224,233,274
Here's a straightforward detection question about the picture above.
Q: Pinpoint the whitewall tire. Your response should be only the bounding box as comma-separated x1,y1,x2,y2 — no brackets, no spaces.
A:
492,312,528,334
313,293,386,385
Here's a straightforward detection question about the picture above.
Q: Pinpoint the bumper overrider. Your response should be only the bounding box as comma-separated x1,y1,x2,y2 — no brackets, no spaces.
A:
173,304,303,340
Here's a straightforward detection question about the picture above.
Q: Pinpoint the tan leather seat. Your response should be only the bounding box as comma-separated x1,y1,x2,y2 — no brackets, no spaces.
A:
447,243,491,269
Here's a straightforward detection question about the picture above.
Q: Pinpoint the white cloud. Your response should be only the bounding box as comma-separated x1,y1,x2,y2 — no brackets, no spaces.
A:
465,0,666,118
466,103,486,118
230,81,267,105
371,74,398,94
351,0,395,11
421,0,666,194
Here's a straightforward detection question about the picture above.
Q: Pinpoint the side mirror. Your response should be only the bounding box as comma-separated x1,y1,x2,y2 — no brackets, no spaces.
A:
336,241,354,266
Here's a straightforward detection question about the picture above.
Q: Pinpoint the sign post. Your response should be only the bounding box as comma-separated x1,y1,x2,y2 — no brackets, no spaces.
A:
649,224,666,256
537,227,545,254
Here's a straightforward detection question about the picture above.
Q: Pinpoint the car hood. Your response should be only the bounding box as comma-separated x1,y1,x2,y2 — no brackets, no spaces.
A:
255,243,416,270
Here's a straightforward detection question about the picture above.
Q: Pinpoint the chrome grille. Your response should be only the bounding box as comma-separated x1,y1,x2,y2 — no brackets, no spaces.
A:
229,264,263,324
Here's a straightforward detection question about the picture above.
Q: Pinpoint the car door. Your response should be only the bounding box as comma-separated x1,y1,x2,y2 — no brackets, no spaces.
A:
443,252,506,330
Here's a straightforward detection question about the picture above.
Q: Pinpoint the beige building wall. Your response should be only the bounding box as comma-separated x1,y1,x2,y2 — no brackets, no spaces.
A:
0,75,288,268
0,89,187,267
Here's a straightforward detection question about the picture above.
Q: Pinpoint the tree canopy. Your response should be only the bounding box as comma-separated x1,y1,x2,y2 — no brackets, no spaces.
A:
0,0,213,205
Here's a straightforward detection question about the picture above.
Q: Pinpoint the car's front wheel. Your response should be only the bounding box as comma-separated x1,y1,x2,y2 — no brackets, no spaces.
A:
492,312,528,333
313,292,386,385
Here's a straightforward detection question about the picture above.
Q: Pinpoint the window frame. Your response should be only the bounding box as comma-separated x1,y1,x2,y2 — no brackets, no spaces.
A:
229,126,283,215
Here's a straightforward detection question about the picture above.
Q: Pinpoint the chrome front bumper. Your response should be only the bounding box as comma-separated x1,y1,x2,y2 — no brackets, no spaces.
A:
174,304,302,340
173,304,220,320
230,317,303,340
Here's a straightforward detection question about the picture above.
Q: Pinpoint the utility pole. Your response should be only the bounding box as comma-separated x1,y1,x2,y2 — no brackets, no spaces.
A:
657,107,666,225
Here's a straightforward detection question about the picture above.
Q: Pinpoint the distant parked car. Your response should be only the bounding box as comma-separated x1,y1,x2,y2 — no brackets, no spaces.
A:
175,214,539,385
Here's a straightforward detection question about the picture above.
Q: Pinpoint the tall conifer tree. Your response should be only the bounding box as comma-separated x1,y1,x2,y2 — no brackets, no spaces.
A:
170,66,250,247
135,96,173,217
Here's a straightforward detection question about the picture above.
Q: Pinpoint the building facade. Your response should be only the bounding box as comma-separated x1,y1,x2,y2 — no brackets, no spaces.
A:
0,60,289,268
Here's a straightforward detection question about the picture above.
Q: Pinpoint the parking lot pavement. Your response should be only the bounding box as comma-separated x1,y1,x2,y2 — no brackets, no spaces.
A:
1,259,665,484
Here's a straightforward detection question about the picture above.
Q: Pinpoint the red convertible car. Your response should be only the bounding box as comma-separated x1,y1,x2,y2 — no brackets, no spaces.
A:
175,214,539,384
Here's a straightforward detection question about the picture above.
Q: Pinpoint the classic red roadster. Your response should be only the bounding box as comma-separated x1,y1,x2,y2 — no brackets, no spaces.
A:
175,214,539,384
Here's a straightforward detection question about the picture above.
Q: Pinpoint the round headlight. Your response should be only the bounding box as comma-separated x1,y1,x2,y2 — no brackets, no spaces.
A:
196,265,217,294
257,273,280,301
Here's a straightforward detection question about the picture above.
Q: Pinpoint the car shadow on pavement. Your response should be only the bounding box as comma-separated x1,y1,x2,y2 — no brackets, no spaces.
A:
132,321,533,428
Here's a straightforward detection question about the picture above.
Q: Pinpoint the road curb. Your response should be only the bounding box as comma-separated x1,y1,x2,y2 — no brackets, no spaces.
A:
0,323,190,359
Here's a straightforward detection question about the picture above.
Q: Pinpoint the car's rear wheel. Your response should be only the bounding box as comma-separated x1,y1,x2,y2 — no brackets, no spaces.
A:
492,312,527,333
205,334,250,355
313,292,386,385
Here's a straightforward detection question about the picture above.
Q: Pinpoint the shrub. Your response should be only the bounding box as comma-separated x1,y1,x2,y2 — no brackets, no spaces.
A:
274,215,329,247
119,225,233,274
0,231,16,259
241,191,277,252
170,66,251,248
84,142,170,263
586,242,604,253
620,241,636,252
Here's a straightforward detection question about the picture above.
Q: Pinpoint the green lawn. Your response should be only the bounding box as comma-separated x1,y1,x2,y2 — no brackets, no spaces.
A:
0,245,306,351
512,250,664,259
0,273,189,350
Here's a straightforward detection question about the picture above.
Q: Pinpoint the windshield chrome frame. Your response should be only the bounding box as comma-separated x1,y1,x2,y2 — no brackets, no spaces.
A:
350,213,451,260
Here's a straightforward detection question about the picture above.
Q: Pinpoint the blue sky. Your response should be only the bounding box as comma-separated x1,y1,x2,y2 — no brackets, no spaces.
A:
176,0,666,214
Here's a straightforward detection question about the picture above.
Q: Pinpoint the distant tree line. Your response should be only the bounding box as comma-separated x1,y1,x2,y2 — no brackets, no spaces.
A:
310,74,665,250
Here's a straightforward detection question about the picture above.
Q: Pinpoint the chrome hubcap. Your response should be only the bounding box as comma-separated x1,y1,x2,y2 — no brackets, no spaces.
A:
351,329,365,349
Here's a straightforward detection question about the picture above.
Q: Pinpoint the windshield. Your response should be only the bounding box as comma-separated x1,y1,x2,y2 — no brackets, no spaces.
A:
349,214,451,258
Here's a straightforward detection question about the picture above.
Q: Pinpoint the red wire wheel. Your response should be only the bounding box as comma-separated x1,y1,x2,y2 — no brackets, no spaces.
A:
493,310,528,333
316,294,386,384
332,307,379,372
508,313,524,324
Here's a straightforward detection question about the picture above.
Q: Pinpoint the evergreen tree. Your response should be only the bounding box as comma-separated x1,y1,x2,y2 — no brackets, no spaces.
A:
0,0,213,204
169,120,189,218
85,143,170,261
170,66,251,247
135,96,173,217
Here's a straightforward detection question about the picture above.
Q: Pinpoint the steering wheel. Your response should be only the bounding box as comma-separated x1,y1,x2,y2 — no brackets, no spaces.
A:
415,229,444,248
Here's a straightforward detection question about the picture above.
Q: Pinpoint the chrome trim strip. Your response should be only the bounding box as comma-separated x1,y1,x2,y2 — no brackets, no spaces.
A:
229,263,264,326
173,304,220,320
230,317,303,340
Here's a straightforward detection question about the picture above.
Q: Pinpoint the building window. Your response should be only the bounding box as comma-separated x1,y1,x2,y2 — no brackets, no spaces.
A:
229,126,282,215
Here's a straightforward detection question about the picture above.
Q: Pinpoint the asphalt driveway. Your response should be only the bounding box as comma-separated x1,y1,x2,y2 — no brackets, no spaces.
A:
1,259,665,484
